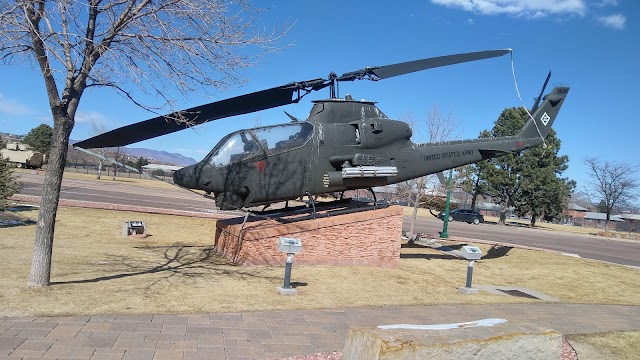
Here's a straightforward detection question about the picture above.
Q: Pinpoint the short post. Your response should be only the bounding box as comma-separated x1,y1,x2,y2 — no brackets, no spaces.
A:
276,237,302,295
458,246,482,294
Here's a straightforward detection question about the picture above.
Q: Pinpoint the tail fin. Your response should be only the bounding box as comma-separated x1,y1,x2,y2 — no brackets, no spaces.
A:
518,87,570,142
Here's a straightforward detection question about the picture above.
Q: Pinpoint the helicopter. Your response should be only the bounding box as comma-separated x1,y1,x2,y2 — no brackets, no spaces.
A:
75,49,570,211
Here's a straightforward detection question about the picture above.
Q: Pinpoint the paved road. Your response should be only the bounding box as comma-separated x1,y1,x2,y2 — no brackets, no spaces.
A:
17,172,216,213
404,216,640,268
16,171,640,267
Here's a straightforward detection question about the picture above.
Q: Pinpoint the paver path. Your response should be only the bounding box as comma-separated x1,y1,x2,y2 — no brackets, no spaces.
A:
1,304,639,359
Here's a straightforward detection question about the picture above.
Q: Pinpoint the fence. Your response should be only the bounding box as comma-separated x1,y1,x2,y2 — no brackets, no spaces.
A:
46,164,174,183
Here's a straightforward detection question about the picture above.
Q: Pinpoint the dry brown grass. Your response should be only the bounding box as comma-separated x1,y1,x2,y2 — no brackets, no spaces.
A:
0,207,639,317
567,331,640,360
15,168,177,190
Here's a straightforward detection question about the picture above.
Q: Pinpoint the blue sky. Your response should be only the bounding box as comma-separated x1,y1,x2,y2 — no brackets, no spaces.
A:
1,0,638,192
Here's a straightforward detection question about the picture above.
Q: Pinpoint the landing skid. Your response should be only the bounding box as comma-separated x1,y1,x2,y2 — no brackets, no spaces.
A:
254,197,389,224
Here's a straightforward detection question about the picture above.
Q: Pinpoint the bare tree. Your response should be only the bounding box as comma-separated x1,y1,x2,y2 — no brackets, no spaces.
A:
1,0,288,286
88,121,108,179
403,105,461,238
584,157,639,232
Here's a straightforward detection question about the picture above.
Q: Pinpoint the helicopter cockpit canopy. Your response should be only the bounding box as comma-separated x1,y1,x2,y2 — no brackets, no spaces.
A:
207,122,314,167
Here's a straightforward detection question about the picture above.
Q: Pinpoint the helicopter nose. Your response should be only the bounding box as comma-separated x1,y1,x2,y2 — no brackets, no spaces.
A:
173,164,197,189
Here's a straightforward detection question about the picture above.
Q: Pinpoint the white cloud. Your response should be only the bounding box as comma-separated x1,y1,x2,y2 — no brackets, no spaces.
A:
597,14,626,29
593,0,619,7
75,111,111,127
431,0,587,17
467,18,476,24
0,93,32,116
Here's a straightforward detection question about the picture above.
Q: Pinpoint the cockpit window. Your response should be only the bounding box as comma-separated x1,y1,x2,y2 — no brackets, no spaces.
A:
250,123,313,156
207,132,263,167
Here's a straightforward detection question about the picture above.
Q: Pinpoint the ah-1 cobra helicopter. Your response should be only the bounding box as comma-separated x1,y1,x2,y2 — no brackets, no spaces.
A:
75,49,569,211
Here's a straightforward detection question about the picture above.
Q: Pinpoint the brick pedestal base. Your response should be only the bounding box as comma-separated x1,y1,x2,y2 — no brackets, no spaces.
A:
214,205,402,268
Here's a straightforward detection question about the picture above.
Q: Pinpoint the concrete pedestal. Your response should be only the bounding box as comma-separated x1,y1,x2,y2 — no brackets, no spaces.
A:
276,287,298,295
458,287,480,294
213,205,403,267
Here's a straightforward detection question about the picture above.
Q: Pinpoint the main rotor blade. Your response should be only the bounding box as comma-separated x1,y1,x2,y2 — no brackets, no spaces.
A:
337,49,512,82
75,84,313,149
75,49,511,149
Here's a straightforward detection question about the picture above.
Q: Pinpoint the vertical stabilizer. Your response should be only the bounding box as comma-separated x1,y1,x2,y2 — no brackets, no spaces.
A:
518,87,570,142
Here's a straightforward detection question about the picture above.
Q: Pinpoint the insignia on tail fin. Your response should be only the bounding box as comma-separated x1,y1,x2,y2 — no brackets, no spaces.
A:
518,87,570,142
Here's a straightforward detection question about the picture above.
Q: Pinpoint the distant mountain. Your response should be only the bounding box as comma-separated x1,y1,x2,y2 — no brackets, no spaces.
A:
125,148,197,166
67,140,198,166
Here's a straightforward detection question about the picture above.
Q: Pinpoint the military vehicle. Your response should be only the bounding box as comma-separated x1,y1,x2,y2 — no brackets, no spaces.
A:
0,142,45,169
75,49,570,210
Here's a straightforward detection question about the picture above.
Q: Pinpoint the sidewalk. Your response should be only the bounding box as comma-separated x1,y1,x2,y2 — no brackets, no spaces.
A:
1,303,639,360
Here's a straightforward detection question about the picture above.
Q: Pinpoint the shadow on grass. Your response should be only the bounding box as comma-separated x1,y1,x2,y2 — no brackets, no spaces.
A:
52,244,279,286
401,241,425,249
482,245,513,260
5,205,38,212
440,243,465,250
400,253,460,260
0,210,36,227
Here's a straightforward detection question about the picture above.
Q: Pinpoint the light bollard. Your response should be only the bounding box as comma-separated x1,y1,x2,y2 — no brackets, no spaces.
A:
277,237,302,295
458,246,482,294
466,260,475,288
283,253,294,288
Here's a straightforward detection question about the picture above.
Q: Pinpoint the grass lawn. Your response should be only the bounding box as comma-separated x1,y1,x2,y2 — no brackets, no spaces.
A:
567,331,640,360
15,168,178,191
1,207,638,317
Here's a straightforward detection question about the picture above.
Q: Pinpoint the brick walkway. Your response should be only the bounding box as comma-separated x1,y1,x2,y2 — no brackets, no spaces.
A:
1,304,639,360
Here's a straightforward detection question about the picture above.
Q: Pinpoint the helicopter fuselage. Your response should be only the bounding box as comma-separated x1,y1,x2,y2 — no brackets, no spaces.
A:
174,88,569,210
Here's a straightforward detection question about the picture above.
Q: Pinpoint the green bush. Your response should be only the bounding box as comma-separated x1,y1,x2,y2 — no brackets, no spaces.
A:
151,169,165,177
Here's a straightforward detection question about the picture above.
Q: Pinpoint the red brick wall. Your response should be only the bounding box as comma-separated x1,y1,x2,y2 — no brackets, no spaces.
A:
214,206,403,268
563,209,586,225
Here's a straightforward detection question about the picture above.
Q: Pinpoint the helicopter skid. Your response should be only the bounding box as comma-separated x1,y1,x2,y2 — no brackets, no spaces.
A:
254,198,390,223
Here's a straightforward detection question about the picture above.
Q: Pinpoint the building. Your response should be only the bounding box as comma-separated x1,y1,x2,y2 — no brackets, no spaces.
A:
563,203,589,226
583,212,624,230
142,164,183,175
617,213,640,233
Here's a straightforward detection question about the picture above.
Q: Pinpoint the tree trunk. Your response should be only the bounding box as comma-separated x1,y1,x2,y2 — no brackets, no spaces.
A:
471,191,478,210
27,117,72,286
530,214,537,228
498,210,507,225
470,176,481,210
97,160,102,179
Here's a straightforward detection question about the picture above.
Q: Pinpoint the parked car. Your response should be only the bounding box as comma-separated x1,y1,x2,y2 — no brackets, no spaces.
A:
437,209,484,225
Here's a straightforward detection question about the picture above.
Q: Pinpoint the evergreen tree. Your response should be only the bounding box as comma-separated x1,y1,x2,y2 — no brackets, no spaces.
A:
480,107,574,226
22,124,53,155
0,153,22,210
456,164,486,210
135,157,149,171
515,133,575,226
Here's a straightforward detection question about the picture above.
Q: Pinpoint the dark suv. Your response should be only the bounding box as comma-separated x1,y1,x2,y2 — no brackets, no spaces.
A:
437,209,484,225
